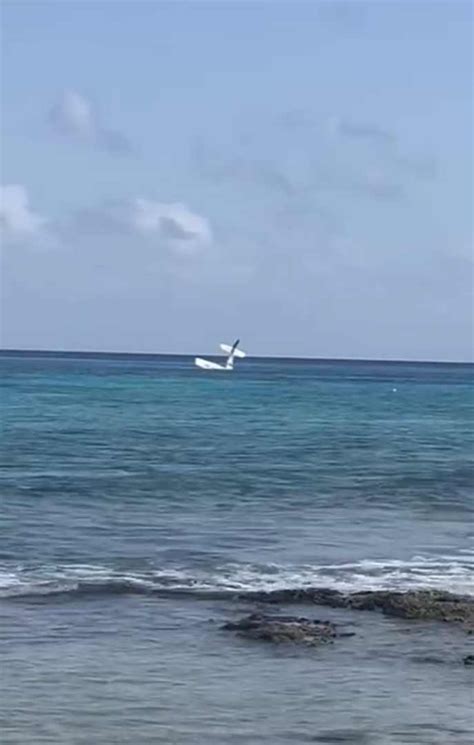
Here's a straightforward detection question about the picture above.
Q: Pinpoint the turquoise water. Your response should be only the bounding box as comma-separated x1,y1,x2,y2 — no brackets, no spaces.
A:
1,353,473,744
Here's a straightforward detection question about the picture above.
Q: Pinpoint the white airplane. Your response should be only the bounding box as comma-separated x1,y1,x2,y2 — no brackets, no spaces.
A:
195,339,246,371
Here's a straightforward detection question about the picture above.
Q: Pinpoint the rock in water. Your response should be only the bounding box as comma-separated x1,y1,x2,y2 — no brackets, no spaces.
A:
241,589,474,631
222,613,349,646
463,655,474,666
346,590,474,630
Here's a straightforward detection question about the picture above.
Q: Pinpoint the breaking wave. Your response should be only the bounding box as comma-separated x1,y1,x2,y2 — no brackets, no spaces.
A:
1,552,473,600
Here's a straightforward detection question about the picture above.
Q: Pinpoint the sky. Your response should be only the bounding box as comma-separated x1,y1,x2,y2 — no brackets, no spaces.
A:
1,0,472,360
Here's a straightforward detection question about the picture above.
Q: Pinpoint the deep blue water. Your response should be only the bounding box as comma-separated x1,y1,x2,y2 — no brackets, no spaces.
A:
1,353,473,744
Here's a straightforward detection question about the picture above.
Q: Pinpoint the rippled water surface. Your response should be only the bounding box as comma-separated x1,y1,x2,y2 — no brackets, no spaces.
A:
1,352,473,743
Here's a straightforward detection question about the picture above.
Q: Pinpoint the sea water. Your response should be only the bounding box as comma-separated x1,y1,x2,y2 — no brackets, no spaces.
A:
1,352,473,744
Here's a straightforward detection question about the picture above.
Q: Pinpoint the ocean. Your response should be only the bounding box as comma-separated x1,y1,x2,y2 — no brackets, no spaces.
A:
1,352,473,744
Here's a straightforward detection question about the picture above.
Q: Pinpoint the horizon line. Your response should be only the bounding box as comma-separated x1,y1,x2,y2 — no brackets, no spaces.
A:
0,347,472,366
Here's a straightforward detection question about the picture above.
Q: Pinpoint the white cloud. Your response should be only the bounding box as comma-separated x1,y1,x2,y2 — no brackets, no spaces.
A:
130,198,212,253
50,89,95,140
49,89,133,155
0,185,46,237
64,196,213,255
0,185,211,258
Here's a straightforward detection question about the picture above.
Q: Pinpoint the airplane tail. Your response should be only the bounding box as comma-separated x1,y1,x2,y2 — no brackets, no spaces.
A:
225,339,240,369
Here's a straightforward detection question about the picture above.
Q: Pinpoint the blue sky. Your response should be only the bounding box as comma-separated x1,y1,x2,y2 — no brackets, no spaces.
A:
1,0,472,360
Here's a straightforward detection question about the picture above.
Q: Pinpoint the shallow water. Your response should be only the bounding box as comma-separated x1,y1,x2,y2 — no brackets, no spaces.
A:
1,353,473,743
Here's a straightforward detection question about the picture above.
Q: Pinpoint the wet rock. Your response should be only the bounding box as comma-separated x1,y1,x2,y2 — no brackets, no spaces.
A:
463,654,474,666
240,588,474,629
346,590,474,629
223,613,351,646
